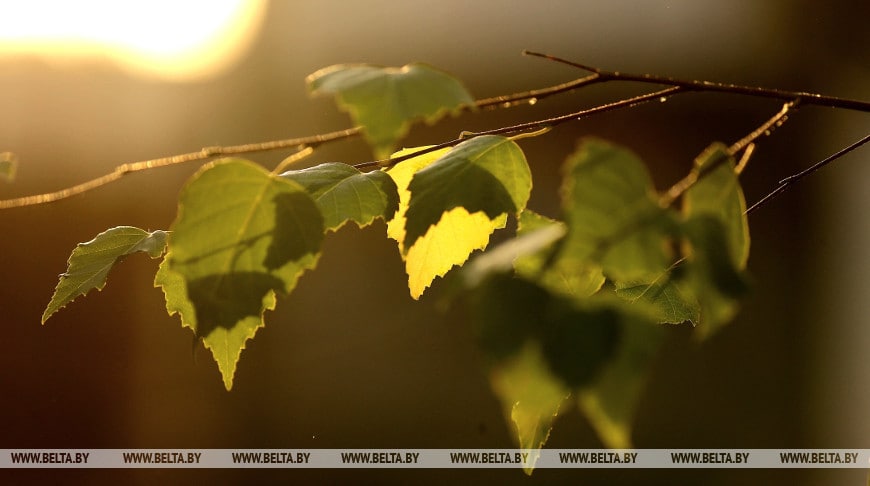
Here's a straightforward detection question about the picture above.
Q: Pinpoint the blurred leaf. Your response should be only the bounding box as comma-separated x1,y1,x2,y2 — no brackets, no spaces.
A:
158,159,323,390
683,143,750,268
683,216,749,338
471,274,569,474
470,273,650,466
515,210,605,299
281,162,399,231
463,214,566,288
578,315,664,449
540,301,620,388
43,226,167,323
471,273,619,392
673,143,751,337
561,139,675,282
0,152,17,182
489,343,570,475
307,63,473,158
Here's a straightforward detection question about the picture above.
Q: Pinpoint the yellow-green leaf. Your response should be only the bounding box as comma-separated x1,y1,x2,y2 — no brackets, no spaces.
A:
386,140,530,299
43,226,167,323
404,136,531,251
307,63,473,158
157,159,324,390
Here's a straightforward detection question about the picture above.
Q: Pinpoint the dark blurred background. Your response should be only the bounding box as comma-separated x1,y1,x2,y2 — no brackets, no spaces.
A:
1,1,868,484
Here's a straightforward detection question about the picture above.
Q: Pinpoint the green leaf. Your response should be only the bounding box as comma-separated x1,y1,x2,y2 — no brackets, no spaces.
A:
578,315,664,449
0,152,17,182
307,63,474,158
515,210,605,299
561,139,675,282
489,343,570,475
470,273,638,468
404,135,531,250
471,273,619,388
683,143,750,268
682,216,749,337
43,226,167,323
469,274,569,474
158,159,324,390
615,278,700,324
280,162,399,231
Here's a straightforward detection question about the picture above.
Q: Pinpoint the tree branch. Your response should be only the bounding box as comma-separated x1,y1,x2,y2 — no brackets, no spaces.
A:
523,51,870,112
3,53,868,209
659,100,798,207
355,86,684,170
0,127,361,209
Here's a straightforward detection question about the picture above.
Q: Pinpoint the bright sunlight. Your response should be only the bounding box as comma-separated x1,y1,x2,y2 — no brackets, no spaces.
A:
0,0,267,81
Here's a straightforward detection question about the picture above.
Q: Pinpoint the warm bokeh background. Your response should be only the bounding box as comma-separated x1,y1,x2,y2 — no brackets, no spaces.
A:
1,1,868,484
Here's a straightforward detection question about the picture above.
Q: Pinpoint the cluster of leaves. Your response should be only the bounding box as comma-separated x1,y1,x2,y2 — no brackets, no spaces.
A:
40,62,750,473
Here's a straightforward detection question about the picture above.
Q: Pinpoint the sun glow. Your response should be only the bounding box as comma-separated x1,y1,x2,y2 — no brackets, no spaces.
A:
0,0,267,81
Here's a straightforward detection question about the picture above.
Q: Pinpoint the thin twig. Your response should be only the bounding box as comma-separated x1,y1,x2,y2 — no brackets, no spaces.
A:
356,86,683,170
0,127,361,209
524,51,870,112
746,133,870,215
473,73,601,109
728,101,797,155
659,101,797,207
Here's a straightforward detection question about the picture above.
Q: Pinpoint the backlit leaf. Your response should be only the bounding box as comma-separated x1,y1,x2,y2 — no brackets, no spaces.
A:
43,226,167,323
404,136,531,251
158,159,324,390
307,63,474,158
281,162,399,231
561,139,675,282
386,138,532,299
